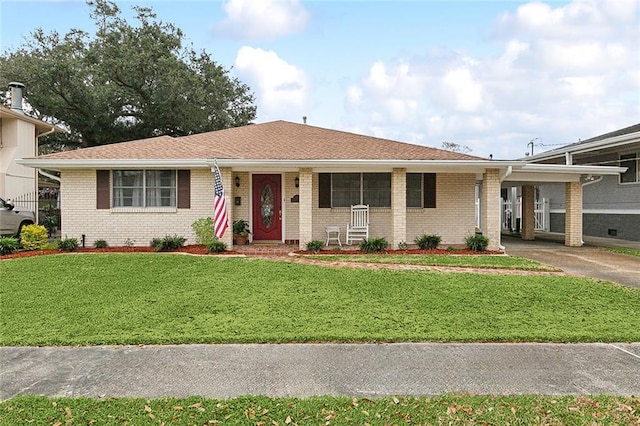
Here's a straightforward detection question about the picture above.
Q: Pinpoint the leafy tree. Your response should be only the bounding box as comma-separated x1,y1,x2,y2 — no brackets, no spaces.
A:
0,0,256,151
441,141,472,154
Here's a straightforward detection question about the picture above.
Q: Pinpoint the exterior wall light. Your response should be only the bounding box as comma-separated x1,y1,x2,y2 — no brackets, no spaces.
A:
235,176,240,187
294,177,299,188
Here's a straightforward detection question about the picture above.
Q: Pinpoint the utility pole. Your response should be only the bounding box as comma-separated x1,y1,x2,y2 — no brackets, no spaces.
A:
527,138,539,156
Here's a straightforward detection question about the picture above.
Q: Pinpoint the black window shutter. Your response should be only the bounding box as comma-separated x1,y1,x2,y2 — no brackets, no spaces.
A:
318,173,331,208
423,173,436,208
177,170,191,209
96,170,110,209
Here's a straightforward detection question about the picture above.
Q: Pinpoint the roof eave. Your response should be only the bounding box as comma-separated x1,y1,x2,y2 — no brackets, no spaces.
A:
0,108,66,134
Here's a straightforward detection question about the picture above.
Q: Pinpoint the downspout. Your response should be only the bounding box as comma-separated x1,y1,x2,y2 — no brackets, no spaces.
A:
38,169,61,182
496,166,513,250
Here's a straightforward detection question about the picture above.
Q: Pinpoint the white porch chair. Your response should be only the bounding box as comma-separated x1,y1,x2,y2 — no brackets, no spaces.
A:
346,204,369,245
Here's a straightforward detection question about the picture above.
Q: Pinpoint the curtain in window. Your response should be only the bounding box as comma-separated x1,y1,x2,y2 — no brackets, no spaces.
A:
146,170,176,207
113,170,143,207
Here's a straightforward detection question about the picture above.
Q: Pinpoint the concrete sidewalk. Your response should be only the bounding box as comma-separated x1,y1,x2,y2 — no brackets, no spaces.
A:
2,343,639,400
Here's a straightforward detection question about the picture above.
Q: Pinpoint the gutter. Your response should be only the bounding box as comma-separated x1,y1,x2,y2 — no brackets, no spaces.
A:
17,158,527,171
38,169,61,183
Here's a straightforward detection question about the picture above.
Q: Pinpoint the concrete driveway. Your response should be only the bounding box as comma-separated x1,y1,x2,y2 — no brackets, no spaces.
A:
503,236,640,288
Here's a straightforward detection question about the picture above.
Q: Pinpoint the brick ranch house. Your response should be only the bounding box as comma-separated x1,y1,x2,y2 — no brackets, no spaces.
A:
18,121,625,250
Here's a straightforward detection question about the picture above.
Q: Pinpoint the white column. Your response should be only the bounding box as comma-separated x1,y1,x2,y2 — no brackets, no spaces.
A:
298,168,313,250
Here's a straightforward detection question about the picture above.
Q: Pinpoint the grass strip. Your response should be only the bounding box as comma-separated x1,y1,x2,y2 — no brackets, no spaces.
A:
605,247,640,257
304,253,558,270
1,254,639,346
1,395,638,425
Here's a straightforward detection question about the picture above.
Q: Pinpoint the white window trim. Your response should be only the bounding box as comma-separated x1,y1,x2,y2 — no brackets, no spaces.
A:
619,152,639,185
112,170,178,208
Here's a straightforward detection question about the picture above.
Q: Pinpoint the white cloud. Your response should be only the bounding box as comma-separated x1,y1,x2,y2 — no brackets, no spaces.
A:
441,67,485,112
341,0,639,158
234,46,309,118
214,0,309,40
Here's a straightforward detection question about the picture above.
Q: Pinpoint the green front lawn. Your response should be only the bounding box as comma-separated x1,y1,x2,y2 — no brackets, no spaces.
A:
2,395,638,425
1,254,639,345
304,253,558,270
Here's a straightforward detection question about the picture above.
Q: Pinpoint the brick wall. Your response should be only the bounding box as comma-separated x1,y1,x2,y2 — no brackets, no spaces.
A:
61,169,214,247
62,169,480,249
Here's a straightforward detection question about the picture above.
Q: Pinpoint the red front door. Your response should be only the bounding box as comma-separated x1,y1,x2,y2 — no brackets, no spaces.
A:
252,174,282,241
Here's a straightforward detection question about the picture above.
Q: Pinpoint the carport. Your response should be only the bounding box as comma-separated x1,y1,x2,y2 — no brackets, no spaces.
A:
486,163,626,249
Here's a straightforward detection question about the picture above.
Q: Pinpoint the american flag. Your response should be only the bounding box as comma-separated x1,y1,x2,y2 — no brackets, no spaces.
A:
213,164,228,238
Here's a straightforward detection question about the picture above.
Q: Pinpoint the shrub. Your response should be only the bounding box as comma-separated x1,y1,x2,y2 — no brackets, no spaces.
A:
191,217,217,246
446,246,459,252
151,235,187,251
0,237,19,255
305,240,324,253
359,237,388,253
465,234,489,252
20,224,48,250
397,241,408,250
58,237,79,252
94,239,108,248
414,234,442,250
206,240,227,253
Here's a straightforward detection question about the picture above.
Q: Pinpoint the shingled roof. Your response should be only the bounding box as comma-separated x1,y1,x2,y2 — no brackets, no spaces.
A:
36,120,482,161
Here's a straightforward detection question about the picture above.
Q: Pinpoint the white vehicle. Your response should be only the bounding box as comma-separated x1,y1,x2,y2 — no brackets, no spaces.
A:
0,197,35,237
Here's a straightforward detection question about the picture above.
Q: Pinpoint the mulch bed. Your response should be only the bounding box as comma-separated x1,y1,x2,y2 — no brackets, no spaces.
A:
2,246,504,260
295,248,504,255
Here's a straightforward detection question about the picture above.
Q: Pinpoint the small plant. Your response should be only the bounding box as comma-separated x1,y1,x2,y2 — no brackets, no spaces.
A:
359,237,388,253
151,235,187,252
0,237,19,255
206,240,227,253
94,239,108,248
20,224,48,250
465,234,489,252
191,217,217,246
446,246,459,252
124,238,135,247
397,241,408,250
305,240,324,253
58,237,79,252
232,219,251,236
332,246,342,252
414,234,442,250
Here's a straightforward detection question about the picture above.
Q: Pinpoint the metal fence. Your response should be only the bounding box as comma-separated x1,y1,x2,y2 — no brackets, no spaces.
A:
9,189,61,233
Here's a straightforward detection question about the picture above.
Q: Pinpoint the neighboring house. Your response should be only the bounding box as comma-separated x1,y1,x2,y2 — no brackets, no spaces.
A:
0,83,62,203
18,120,624,250
525,123,640,242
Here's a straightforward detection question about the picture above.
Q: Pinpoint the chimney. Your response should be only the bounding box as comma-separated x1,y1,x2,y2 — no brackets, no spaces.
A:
8,82,25,113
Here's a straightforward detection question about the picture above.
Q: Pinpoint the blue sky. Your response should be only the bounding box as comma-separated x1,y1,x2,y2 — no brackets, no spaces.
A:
1,0,638,159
